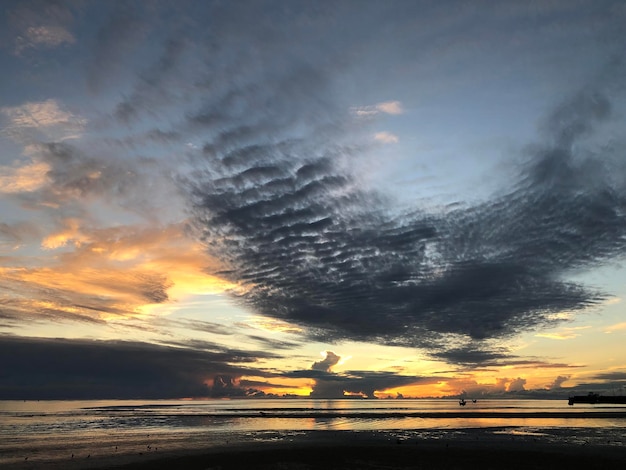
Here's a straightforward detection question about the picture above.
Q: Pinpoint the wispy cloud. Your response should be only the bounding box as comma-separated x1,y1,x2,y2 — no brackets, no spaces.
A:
15,25,75,54
0,161,50,194
0,335,273,399
2,1,626,389
604,322,626,333
374,131,399,144
1,99,85,142
0,223,230,325
547,375,570,389
280,351,441,398
351,100,404,117
535,326,591,340
7,0,76,56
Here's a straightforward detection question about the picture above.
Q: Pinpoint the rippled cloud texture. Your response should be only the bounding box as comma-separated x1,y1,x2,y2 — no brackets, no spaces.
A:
2,0,626,398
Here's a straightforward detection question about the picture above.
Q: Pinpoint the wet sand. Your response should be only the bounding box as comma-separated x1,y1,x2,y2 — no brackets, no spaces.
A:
6,429,626,469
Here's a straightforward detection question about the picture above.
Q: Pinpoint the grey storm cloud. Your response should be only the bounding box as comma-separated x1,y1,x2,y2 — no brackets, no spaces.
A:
186,71,626,363
0,335,273,399
592,372,626,382
18,1,623,367
311,351,341,372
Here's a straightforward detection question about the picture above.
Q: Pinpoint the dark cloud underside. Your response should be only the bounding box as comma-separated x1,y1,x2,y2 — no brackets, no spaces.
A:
0,336,271,399
188,75,626,361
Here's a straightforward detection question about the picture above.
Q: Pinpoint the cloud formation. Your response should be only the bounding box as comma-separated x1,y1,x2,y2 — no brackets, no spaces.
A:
1,99,85,142
145,7,620,366
2,1,626,396
281,351,439,398
0,335,272,399
352,101,404,117
0,222,228,325
187,74,626,364
374,131,399,144
311,351,341,372
5,0,76,55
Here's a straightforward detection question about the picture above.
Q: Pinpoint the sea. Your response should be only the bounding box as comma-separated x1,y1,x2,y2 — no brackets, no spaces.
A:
1,398,625,467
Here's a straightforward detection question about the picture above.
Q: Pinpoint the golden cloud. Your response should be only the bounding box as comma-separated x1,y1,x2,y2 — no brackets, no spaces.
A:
1,222,236,324
241,316,304,334
535,326,591,340
604,322,626,334
0,161,50,194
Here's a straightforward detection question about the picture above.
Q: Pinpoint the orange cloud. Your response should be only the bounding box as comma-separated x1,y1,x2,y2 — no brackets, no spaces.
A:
41,218,89,249
241,316,304,334
535,326,590,340
1,222,235,324
604,322,626,333
0,160,50,194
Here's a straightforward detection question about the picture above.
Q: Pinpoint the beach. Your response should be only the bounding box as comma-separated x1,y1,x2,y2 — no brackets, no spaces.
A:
3,399,625,469
5,428,626,470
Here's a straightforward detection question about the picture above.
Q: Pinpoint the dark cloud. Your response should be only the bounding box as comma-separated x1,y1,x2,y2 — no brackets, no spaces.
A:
5,1,626,374
547,375,570,390
311,351,341,372
159,318,236,336
276,351,442,398
431,347,513,366
285,364,441,399
592,371,626,381
159,338,282,362
187,63,626,364
244,334,302,351
0,335,270,399
25,1,616,367
238,378,293,390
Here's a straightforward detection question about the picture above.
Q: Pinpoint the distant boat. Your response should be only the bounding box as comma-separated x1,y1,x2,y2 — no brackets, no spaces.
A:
568,392,626,405
459,399,466,406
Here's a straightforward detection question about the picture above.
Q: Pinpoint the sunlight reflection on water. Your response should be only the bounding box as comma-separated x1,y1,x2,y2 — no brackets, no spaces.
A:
1,399,625,465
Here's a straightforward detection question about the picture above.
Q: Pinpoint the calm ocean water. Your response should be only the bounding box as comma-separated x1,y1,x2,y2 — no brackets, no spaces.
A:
1,398,625,466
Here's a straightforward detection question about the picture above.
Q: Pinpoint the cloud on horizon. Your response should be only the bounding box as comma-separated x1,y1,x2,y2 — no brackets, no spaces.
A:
0,335,275,399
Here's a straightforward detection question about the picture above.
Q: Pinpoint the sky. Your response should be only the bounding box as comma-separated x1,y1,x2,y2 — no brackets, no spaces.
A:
1,0,626,400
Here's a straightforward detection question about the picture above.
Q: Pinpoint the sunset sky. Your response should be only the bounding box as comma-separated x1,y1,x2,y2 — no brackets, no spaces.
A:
2,0,626,400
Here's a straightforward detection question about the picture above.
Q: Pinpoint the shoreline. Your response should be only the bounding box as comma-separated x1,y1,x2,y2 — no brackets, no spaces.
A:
5,428,626,469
